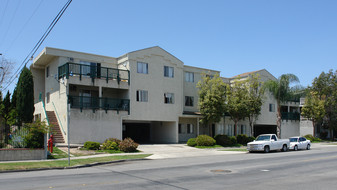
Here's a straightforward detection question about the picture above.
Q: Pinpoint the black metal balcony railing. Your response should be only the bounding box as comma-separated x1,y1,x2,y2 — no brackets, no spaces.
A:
68,96,130,114
281,112,300,121
58,62,130,85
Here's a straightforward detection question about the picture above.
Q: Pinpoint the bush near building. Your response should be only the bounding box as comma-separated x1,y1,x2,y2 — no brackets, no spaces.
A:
102,138,121,150
214,135,237,147
304,134,322,142
236,134,255,146
83,141,100,150
119,138,138,152
187,138,197,147
195,135,216,146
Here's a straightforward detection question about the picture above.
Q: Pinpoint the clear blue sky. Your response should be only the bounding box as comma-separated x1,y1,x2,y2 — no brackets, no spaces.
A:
1,0,337,93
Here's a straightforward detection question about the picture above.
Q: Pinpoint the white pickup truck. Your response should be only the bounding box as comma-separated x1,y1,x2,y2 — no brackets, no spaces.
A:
247,134,290,153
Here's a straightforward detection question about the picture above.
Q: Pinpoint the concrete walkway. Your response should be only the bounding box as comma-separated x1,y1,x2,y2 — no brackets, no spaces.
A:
138,144,245,159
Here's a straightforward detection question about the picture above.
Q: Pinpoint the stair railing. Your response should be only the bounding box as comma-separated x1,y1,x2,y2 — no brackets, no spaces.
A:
39,93,50,126
52,102,67,136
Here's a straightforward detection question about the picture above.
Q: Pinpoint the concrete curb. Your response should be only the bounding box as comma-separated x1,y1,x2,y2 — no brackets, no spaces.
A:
0,158,149,174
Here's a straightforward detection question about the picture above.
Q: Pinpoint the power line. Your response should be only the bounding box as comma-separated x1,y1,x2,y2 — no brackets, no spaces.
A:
2,0,72,91
0,0,22,50
4,0,44,54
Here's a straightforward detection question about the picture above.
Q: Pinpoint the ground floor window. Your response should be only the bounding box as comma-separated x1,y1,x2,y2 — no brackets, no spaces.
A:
187,124,193,134
179,124,183,134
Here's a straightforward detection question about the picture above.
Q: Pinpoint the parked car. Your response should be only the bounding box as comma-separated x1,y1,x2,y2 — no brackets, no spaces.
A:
289,136,311,151
247,134,290,153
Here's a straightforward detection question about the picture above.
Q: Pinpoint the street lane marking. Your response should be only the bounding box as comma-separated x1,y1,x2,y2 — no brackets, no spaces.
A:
302,155,337,162
261,170,270,172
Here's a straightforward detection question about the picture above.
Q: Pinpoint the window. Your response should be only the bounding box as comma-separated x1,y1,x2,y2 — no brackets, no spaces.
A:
46,92,50,103
46,66,49,78
227,124,233,136
164,66,174,78
185,72,194,82
136,90,148,102
185,96,194,107
178,124,183,134
241,125,246,135
187,124,193,134
137,62,148,74
272,135,277,141
164,93,174,104
269,104,275,112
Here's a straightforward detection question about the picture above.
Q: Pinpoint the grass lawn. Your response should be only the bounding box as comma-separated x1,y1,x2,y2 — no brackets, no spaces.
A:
221,148,247,152
0,154,151,172
48,147,69,159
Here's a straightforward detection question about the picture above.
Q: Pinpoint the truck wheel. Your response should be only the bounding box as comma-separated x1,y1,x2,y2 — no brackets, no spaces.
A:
306,144,310,150
264,146,270,153
294,145,298,151
281,144,287,152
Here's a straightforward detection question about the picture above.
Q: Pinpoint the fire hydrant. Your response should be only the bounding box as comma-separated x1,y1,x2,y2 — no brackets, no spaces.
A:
48,135,53,153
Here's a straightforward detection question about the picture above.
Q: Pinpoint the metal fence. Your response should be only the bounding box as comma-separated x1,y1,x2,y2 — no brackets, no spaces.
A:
0,126,29,149
58,62,130,85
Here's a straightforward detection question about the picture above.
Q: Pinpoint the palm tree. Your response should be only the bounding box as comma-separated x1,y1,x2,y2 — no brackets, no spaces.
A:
264,74,300,138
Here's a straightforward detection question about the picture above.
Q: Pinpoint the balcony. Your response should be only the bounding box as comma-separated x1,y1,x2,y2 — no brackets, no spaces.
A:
68,95,130,114
281,112,300,121
58,62,130,85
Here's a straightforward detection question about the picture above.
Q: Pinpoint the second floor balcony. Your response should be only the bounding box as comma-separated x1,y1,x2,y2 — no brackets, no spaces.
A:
281,112,300,121
68,95,130,114
58,62,130,85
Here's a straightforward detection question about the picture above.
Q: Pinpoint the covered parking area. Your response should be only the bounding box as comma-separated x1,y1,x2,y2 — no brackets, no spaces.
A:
122,120,178,144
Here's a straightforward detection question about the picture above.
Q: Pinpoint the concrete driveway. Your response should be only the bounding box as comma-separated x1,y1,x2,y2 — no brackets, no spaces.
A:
138,144,245,159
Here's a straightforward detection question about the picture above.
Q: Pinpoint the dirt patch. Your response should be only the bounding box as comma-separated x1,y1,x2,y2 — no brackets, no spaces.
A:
57,147,105,157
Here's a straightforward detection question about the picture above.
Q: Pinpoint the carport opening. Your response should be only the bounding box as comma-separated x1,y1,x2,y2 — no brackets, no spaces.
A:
254,125,277,137
123,123,151,144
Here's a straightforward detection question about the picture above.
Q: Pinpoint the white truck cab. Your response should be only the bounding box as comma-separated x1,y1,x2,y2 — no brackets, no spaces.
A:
247,134,290,153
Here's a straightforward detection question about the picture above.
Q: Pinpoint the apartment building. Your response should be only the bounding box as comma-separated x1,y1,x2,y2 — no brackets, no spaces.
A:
31,46,312,144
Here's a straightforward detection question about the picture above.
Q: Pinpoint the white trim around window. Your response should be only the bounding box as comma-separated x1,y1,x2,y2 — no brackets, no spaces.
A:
137,62,148,74
136,90,148,102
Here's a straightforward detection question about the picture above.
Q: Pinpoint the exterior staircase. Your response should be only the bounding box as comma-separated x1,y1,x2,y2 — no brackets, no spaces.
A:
46,111,65,143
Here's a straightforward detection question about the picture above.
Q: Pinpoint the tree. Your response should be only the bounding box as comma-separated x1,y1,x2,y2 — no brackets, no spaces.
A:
310,70,337,140
264,74,300,138
0,56,15,90
246,74,265,137
197,73,226,136
226,78,249,136
1,91,11,142
301,91,325,137
16,67,35,125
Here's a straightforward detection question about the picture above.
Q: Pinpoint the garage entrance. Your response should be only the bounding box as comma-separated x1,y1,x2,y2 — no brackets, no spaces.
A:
254,125,277,137
123,123,151,144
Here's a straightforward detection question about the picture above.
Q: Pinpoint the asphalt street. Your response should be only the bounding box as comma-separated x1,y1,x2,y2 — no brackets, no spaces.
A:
1,143,337,190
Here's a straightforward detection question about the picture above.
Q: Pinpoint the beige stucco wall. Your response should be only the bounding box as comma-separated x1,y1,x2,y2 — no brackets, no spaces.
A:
300,119,314,136
281,120,300,138
126,47,183,122
69,109,125,143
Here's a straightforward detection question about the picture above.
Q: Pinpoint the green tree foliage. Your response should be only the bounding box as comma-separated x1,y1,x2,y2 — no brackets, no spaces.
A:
301,91,325,137
226,78,249,136
197,74,226,132
1,91,11,141
264,74,300,137
308,70,337,139
245,74,265,136
16,67,34,125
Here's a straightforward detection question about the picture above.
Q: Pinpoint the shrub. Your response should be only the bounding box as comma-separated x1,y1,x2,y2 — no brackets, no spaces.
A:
195,135,216,146
84,141,101,150
119,138,138,152
304,134,322,142
187,138,197,147
214,135,237,146
24,120,49,148
102,138,121,150
236,134,255,146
